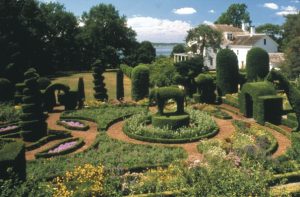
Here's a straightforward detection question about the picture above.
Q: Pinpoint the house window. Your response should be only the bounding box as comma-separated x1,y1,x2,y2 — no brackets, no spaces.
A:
209,57,213,66
264,39,266,45
227,33,233,40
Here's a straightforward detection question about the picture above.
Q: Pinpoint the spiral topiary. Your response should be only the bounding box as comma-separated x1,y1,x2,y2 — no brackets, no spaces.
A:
14,83,25,104
0,78,15,102
37,77,51,90
116,69,124,100
21,68,47,142
246,47,269,82
131,64,149,101
92,60,108,101
216,49,239,96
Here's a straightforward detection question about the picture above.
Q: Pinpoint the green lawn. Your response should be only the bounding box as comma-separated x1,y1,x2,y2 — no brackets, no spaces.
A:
51,71,131,101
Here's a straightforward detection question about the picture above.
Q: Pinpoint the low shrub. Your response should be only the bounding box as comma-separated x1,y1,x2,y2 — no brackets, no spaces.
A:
0,103,22,123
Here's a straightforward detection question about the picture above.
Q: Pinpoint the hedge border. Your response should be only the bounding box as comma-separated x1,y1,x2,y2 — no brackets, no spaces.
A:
123,126,219,144
57,119,89,131
282,118,297,129
271,170,300,185
25,130,72,151
265,122,291,138
35,137,84,159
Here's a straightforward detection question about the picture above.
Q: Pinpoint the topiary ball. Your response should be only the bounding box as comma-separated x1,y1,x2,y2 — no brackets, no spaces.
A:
0,78,15,102
37,77,51,90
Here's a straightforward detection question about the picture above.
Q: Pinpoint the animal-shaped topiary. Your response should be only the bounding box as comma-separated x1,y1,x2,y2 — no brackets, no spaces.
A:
21,68,47,142
266,69,300,131
92,60,108,101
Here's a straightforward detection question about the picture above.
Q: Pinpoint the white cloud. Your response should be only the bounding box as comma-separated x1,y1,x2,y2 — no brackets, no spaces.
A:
291,0,300,3
263,3,279,10
209,9,215,14
172,7,197,15
203,20,214,25
127,16,193,43
276,6,299,16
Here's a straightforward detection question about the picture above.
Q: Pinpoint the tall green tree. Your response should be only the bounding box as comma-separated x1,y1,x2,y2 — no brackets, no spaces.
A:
170,44,186,57
215,3,251,28
282,13,300,49
186,25,222,56
256,23,283,50
136,41,156,64
79,4,137,68
281,37,300,79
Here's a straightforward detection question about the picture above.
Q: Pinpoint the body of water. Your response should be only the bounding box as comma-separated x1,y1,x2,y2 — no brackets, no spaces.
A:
153,43,182,57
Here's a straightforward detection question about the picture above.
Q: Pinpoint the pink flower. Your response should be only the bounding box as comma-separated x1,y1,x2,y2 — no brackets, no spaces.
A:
48,141,77,153
0,125,18,132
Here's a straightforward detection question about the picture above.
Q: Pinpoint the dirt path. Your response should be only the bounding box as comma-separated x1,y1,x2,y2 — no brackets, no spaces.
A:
219,104,291,158
25,108,98,160
106,117,236,163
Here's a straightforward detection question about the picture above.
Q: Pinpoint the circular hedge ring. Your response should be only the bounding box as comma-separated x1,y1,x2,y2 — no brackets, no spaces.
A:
152,113,190,130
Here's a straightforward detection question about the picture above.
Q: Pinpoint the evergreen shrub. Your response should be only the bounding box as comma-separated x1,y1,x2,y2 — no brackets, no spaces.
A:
14,83,25,104
92,60,108,101
77,77,85,109
37,77,51,90
193,73,216,103
216,49,239,96
131,65,149,101
116,69,124,100
0,78,14,102
246,47,269,81
21,68,47,142
120,64,133,78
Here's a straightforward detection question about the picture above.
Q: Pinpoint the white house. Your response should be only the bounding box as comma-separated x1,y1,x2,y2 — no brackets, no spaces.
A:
175,23,281,70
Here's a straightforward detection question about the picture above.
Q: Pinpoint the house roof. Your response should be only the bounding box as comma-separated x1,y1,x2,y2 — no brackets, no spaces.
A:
211,24,244,33
231,35,266,46
269,53,285,66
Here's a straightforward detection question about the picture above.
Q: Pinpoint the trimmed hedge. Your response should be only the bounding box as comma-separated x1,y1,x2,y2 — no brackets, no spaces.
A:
0,78,15,102
14,83,25,104
152,113,190,130
77,77,85,109
59,90,78,110
43,83,70,112
193,73,216,103
25,130,72,151
57,119,89,131
256,95,283,125
131,65,149,101
282,118,297,129
21,68,47,142
239,82,277,123
246,47,269,81
265,122,291,138
116,69,124,100
216,49,239,96
222,94,239,108
120,64,133,78
92,60,108,101
35,137,84,159
0,140,26,180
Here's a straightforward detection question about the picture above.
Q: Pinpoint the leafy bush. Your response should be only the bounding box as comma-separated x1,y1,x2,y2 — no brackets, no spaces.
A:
0,78,15,102
92,60,108,101
131,64,149,101
194,73,216,103
120,64,133,78
216,49,239,96
0,103,22,123
246,47,269,81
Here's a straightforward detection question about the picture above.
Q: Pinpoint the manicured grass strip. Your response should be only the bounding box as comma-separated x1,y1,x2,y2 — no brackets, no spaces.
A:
270,182,300,196
128,189,188,197
61,105,147,131
35,137,84,159
265,122,291,138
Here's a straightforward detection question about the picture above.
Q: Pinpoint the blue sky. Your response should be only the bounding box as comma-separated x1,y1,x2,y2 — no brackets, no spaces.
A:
42,0,300,43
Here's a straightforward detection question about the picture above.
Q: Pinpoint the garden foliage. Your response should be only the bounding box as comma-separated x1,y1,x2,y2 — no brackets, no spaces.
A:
246,47,269,81
131,64,149,101
193,73,216,103
116,69,124,100
92,60,108,101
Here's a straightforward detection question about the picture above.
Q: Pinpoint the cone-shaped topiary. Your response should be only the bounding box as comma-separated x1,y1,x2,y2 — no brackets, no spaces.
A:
246,47,269,82
216,49,239,96
0,78,15,102
131,64,149,101
92,60,108,101
21,68,47,142
116,69,124,100
78,77,85,109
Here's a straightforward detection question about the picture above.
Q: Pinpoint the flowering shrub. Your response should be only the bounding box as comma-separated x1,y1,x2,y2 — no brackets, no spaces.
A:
0,125,18,132
48,141,77,153
57,119,89,131
124,108,218,140
60,120,84,128
51,164,104,197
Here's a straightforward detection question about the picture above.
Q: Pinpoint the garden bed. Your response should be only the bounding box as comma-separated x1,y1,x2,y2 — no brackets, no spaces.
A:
0,123,20,136
123,109,219,144
57,119,89,131
35,137,84,158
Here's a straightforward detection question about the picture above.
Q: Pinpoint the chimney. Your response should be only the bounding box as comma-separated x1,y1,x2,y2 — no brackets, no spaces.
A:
241,22,247,32
250,26,256,37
